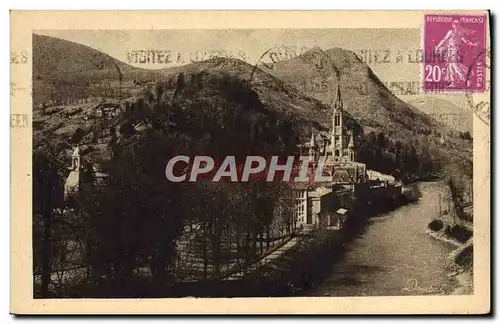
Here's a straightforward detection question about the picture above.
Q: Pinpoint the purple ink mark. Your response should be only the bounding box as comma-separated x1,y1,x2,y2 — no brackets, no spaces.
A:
423,14,487,93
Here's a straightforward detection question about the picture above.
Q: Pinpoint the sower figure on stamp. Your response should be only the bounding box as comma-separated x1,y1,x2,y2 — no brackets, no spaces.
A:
434,20,478,88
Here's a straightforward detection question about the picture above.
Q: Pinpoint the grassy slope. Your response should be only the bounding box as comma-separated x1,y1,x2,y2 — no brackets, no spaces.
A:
32,34,161,106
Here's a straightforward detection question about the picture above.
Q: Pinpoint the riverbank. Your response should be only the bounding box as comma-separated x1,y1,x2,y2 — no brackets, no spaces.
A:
307,182,463,297
450,239,473,295
145,182,473,298
427,216,474,295
168,183,416,297
171,182,456,297
235,186,417,297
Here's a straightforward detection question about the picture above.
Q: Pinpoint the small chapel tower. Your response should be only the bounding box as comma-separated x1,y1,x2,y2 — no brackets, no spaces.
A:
64,145,81,200
347,131,356,162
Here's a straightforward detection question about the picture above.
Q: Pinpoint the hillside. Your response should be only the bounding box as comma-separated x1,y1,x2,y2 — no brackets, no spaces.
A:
33,35,360,136
159,57,363,135
33,34,161,107
258,47,473,180
260,47,444,138
32,35,472,182
32,36,364,165
32,34,441,141
408,97,473,133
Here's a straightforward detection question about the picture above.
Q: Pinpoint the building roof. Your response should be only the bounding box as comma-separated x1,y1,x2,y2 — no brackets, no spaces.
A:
336,208,348,215
308,185,333,198
367,169,395,183
291,181,332,192
290,182,310,190
332,169,355,183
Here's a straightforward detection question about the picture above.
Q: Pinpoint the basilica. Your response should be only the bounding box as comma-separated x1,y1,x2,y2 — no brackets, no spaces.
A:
300,85,357,170
294,85,367,229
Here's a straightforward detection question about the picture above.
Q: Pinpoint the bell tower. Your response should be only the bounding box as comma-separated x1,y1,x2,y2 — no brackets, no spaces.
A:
308,132,318,162
64,145,81,200
330,85,344,162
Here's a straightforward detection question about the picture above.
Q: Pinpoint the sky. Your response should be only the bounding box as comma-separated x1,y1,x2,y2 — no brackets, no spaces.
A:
36,29,476,109
36,29,420,77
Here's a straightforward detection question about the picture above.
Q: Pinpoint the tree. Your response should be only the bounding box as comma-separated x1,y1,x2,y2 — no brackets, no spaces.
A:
70,127,86,145
49,71,304,293
33,148,64,297
80,129,186,296
119,122,135,138
448,176,465,221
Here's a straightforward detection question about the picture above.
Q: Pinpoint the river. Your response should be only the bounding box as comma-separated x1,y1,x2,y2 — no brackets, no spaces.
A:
307,181,462,296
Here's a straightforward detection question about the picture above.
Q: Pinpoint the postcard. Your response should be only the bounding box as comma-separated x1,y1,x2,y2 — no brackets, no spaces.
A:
10,10,490,314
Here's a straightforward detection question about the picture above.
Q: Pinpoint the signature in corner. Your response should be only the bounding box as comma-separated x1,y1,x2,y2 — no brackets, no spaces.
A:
401,278,446,295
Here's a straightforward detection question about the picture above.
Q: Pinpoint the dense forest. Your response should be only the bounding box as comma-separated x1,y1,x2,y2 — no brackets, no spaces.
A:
356,131,441,182
33,72,301,297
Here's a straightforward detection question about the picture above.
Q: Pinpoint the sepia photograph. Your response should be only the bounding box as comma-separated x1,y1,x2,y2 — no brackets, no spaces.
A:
10,10,491,314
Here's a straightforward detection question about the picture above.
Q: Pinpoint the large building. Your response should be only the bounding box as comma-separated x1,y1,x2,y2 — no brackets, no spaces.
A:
301,85,357,171
292,182,353,230
293,85,367,230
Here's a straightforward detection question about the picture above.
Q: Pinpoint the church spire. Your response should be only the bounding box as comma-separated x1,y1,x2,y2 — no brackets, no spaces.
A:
333,84,343,112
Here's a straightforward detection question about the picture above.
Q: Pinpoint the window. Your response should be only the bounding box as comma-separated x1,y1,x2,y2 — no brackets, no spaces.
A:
334,114,341,127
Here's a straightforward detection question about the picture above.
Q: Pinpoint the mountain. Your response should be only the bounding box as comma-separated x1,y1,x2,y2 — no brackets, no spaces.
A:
32,34,161,107
32,34,343,134
408,97,473,133
33,34,132,81
33,35,472,183
158,57,363,135
32,34,438,141
32,36,363,154
258,47,474,181
260,47,444,138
